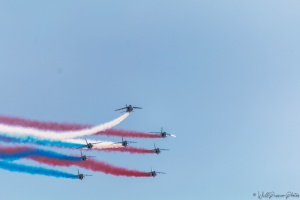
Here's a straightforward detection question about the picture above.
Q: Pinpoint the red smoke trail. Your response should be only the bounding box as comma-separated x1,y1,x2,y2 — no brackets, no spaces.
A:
0,115,160,139
30,157,151,177
0,146,32,154
0,115,161,138
100,147,155,154
95,129,161,138
0,115,89,131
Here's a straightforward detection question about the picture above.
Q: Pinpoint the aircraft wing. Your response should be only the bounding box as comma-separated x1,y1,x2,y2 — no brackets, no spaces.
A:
133,106,142,109
91,142,102,145
115,107,126,111
76,145,87,149
113,142,122,144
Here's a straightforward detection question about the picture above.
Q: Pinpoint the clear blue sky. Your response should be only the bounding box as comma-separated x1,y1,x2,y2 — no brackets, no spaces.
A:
0,1,300,199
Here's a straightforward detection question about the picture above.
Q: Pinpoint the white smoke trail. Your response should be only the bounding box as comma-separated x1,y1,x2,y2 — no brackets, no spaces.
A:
59,113,130,139
66,138,123,149
93,143,122,149
0,133,123,149
0,113,130,140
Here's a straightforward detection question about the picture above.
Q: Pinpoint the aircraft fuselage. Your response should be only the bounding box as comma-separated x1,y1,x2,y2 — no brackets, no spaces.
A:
78,174,84,180
122,141,128,147
127,105,133,112
154,148,161,154
151,171,157,177
81,155,87,161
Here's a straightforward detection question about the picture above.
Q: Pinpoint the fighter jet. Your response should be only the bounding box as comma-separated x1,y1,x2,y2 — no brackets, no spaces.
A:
149,168,166,177
114,137,137,147
152,143,169,154
77,138,102,149
115,104,142,113
80,151,95,161
150,127,176,138
77,169,92,180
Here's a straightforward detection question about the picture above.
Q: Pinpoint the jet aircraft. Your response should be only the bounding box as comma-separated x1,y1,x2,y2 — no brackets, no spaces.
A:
77,138,102,149
149,168,166,177
152,143,169,154
77,170,92,180
115,104,142,113
150,127,176,138
80,151,95,161
114,137,137,147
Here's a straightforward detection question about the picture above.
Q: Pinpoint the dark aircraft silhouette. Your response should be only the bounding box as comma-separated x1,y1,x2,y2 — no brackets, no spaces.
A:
150,127,176,138
114,137,137,147
149,168,166,177
77,169,92,180
152,143,169,154
80,151,95,161
77,138,102,149
115,104,142,113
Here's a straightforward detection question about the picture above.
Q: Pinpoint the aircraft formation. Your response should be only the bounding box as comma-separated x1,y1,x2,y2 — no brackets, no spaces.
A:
0,104,176,180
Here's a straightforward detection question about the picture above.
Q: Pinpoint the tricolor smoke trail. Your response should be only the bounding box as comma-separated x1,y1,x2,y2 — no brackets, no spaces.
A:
0,146,81,161
0,115,89,131
0,161,77,179
0,146,150,177
0,113,130,140
0,135,84,148
95,129,162,138
0,135,120,149
30,157,151,177
0,115,160,139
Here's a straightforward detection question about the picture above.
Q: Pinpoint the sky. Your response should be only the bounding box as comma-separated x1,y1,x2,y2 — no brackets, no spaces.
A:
0,0,300,199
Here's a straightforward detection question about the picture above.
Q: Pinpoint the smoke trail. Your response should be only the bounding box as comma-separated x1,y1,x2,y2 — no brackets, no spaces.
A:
0,113,129,140
79,159,151,177
0,146,81,161
95,129,162,138
99,147,155,154
67,138,123,149
30,157,151,177
0,146,30,154
0,135,84,149
0,115,159,139
0,146,150,177
0,115,89,131
0,146,35,161
0,161,77,179
0,135,121,150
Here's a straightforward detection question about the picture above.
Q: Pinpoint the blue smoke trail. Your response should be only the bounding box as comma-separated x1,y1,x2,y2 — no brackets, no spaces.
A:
0,161,77,179
0,135,83,148
0,148,33,161
0,147,81,162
